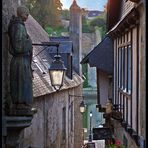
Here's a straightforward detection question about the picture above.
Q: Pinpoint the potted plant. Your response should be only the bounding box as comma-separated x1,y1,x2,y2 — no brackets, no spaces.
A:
107,139,124,148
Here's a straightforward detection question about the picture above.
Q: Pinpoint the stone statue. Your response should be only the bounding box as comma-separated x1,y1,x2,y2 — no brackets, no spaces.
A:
8,6,33,112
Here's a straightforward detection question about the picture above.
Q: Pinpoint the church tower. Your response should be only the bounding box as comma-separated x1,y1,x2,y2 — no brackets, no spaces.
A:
69,0,82,75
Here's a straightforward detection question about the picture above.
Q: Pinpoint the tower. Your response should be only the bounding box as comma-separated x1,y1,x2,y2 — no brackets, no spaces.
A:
69,0,82,75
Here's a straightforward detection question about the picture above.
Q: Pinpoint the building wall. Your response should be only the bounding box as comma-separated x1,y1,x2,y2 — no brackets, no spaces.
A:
23,86,83,148
82,33,95,56
69,1,82,75
99,71,110,106
73,85,84,148
111,1,145,147
82,30,101,88
82,29,101,57
3,1,84,148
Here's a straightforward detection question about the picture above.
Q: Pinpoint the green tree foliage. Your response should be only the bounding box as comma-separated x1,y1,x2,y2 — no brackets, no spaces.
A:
26,0,63,29
45,25,68,36
61,9,70,20
89,12,107,38
82,16,94,33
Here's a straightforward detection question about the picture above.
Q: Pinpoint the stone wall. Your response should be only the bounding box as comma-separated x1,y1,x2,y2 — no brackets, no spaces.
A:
81,30,101,88
3,1,84,147
82,33,96,56
82,29,101,57
69,1,82,75
73,85,83,148
23,86,83,148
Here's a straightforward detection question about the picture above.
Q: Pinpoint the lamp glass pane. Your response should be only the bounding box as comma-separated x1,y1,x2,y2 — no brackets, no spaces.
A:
80,106,85,113
50,70,64,85
96,107,99,112
90,112,92,117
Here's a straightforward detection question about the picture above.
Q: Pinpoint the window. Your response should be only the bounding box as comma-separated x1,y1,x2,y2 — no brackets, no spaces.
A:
127,45,131,93
118,45,131,93
118,47,122,88
124,47,127,92
117,41,132,126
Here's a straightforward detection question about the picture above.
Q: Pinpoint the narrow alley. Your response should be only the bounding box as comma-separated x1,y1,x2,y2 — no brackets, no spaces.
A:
2,0,146,148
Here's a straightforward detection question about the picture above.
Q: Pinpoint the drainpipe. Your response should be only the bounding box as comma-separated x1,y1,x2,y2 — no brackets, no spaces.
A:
43,96,47,148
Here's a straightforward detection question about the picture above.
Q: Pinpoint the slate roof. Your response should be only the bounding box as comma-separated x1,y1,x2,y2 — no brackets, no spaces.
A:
80,36,113,74
25,15,83,98
47,41,73,54
48,37,73,53
50,36,70,41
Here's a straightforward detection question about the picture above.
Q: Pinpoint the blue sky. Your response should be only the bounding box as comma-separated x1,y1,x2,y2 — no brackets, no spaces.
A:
60,0,107,11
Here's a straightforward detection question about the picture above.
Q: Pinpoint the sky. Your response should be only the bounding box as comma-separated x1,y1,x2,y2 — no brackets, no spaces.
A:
60,0,108,11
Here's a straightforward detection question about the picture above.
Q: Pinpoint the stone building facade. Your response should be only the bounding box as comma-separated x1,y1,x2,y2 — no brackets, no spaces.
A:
2,0,84,148
69,0,82,76
23,86,83,148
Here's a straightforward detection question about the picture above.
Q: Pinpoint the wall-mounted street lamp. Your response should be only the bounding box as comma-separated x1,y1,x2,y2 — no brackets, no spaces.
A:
79,100,85,113
69,95,86,114
32,42,67,91
48,44,67,91
96,104,101,112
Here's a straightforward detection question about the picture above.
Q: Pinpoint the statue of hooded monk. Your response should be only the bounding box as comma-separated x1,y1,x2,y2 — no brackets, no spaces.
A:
8,6,33,111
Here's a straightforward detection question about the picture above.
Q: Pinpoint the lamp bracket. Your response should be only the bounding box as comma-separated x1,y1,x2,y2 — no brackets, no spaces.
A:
32,42,60,58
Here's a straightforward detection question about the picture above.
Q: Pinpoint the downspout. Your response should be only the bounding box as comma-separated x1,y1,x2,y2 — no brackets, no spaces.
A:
43,96,47,148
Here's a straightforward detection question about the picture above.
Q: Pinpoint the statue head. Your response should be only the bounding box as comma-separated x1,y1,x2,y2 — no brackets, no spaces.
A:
17,6,29,22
